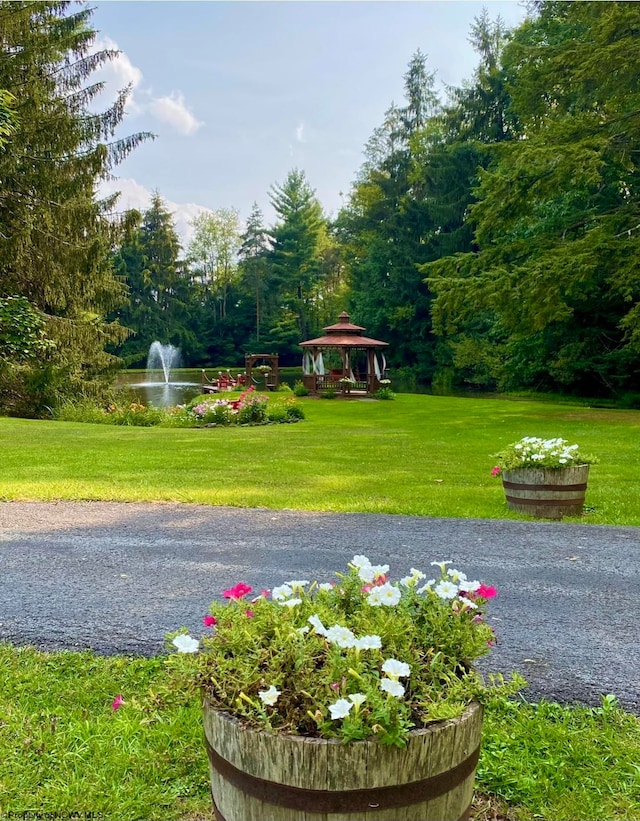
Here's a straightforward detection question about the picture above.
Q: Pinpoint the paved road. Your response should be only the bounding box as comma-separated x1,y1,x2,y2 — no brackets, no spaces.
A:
1,501,638,713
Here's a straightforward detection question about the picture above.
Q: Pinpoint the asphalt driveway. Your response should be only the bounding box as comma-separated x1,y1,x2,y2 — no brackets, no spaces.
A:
1,501,638,712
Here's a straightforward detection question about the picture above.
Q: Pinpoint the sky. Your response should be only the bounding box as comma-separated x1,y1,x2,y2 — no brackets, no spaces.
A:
90,1,528,245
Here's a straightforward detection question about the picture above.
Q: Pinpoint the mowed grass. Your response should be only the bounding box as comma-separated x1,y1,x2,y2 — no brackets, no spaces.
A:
1,393,639,524
1,645,639,821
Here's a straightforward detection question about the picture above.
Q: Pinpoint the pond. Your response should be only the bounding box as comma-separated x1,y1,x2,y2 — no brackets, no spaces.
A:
115,369,204,408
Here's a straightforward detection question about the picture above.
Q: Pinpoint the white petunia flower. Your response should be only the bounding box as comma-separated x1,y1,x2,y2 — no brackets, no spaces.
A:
382,658,411,679
296,625,310,634
271,584,293,601
326,625,356,648
458,596,478,610
258,685,281,705
430,560,453,572
172,634,199,654
358,564,375,583
401,567,427,587
367,583,401,607
434,580,459,600
278,597,302,608
318,583,333,591
329,698,353,719
286,580,309,589
416,579,436,594
350,555,371,570
349,693,367,708
380,678,405,698
462,580,481,593
447,568,467,583
354,634,382,650
308,614,328,635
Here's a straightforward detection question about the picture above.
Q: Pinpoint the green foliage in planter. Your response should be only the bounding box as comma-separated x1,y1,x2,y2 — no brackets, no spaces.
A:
169,559,522,747
495,437,597,471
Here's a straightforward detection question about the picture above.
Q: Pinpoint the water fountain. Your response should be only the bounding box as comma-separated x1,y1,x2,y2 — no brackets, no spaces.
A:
146,341,182,384
121,341,200,407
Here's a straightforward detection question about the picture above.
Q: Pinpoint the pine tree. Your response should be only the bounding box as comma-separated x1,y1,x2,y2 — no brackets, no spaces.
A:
0,1,150,413
113,193,192,366
238,203,272,344
269,169,325,340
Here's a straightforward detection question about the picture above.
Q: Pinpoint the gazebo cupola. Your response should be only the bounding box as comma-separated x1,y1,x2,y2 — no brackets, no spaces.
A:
299,312,389,395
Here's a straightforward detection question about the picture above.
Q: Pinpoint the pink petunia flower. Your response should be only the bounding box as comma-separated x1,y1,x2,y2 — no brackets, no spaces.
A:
111,694,124,711
245,609,255,618
223,582,253,600
477,584,497,599
491,466,502,477
203,615,217,627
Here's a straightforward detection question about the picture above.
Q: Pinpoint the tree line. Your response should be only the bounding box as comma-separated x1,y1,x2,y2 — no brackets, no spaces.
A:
2,1,640,417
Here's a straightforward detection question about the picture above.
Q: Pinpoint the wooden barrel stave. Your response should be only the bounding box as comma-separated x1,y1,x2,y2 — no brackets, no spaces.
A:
203,700,483,821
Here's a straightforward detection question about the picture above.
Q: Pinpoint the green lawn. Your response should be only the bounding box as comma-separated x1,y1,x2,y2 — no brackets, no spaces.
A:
1,393,639,524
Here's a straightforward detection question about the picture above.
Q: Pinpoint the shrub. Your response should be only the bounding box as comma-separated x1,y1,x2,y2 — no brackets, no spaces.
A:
236,393,268,425
375,387,396,401
320,389,336,399
293,380,310,397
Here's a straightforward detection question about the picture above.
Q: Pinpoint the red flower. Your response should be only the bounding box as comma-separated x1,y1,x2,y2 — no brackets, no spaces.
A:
245,609,255,618
203,615,217,627
111,694,124,711
477,584,497,599
223,582,253,600
491,466,502,477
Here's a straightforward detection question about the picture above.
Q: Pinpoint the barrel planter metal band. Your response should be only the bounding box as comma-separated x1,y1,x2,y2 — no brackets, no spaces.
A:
203,700,483,821
211,792,474,821
502,465,590,520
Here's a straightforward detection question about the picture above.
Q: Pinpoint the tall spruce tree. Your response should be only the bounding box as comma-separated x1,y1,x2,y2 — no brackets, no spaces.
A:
269,169,324,340
238,203,272,345
112,193,194,366
340,51,441,383
0,1,150,414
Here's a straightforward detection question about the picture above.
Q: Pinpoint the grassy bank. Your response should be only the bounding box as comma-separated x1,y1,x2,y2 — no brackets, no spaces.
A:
1,393,639,524
1,645,638,821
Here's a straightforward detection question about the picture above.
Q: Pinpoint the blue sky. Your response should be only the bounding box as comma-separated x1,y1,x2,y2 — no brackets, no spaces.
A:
91,1,528,244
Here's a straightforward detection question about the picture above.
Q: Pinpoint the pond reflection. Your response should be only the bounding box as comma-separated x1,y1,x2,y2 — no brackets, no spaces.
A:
115,370,203,408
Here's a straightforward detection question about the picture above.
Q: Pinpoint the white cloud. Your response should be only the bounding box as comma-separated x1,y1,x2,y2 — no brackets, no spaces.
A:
89,37,201,135
148,92,203,136
90,36,143,113
98,177,212,248
295,122,305,143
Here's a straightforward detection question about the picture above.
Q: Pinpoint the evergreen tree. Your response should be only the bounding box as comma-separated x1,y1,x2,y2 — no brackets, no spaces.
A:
268,169,325,340
0,1,150,413
112,193,193,366
238,202,272,345
426,1,640,396
340,51,442,382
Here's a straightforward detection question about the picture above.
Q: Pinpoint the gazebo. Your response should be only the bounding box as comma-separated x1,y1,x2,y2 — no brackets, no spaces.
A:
299,312,389,395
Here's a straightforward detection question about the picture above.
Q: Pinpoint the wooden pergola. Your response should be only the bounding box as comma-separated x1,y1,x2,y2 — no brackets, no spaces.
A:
245,353,279,390
299,312,389,395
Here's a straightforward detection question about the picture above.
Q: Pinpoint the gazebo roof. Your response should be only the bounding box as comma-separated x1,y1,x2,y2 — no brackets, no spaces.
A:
300,312,389,348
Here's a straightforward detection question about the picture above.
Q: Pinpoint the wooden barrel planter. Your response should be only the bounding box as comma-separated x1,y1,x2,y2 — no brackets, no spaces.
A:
202,699,483,821
502,464,590,519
